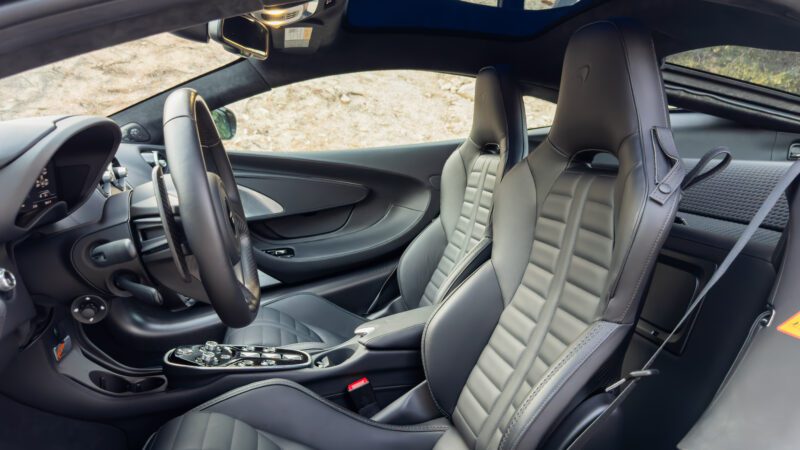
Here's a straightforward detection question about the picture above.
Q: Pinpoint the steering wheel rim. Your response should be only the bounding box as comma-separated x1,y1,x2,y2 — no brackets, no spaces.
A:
162,88,260,327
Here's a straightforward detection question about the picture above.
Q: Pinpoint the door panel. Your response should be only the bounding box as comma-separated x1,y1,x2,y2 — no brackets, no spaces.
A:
236,172,369,216
227,141,458,284
254,205,353,239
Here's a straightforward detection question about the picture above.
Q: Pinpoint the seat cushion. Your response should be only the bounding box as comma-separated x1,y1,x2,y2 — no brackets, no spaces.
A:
225,293,366,347
146,412,312,450
146,379,449,450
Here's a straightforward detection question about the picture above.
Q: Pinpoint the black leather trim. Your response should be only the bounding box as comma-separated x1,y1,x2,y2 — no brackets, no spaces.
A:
470,65,528,177
357,306,433,350
371,381,443,426
421,262,504,417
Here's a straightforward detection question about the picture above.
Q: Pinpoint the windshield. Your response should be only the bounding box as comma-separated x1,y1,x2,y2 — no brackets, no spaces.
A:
667,46,800,96
0,33,237,121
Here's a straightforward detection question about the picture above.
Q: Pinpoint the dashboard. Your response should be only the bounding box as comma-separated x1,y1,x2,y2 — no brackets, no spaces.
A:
0,116,121,238
0,115,120,374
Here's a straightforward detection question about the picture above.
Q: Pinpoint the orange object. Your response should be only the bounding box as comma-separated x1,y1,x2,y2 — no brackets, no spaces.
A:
54,342,66,361
777,311,800,340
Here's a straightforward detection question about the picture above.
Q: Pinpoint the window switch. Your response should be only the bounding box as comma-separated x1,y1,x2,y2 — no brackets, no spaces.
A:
266,248,294,258
789,143,800,160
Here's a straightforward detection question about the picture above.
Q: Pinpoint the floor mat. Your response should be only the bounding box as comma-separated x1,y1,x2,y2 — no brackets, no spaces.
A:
0,394,126,450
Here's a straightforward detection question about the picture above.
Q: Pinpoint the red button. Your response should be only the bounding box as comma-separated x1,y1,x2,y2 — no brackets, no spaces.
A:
347,377,369,392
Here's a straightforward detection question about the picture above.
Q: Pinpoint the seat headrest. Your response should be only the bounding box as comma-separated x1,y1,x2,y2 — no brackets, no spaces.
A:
469,66,528,165
548,20,670,157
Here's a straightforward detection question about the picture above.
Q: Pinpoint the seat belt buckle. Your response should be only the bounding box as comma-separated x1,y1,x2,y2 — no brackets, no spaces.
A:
347,377,380,416
605,368,659,393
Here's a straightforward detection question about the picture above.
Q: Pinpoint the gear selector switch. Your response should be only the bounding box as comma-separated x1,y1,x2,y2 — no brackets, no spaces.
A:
166,343,310,372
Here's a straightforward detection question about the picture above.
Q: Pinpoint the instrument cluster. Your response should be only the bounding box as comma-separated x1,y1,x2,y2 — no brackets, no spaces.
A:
19,162,58,215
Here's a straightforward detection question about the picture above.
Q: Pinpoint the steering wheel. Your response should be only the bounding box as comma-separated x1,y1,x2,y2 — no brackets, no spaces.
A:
161,88,260,327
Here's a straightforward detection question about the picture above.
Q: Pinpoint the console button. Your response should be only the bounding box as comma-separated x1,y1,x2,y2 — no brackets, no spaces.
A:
282,353,304,361
204,341,219,352
199,350,216,365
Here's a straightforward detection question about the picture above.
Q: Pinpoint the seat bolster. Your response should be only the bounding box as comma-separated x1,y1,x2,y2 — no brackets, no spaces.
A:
422,262,505,417
431,236,492,305
190,379,449,450
146,411,311,450
499,321,629,450
396,217,449,309
371,381,442,425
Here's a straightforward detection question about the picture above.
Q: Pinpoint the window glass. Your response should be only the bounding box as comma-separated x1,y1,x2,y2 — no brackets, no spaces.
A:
225,70,556,152
667,46,800,96
524,96,557,129
524,0,581,10
459,0,581,9
0,34,237,120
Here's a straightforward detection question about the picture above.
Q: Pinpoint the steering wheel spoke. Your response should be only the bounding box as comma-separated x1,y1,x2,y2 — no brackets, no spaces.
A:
162,88,261,327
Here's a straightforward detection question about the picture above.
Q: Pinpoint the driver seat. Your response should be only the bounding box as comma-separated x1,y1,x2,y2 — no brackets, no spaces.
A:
148,20,683,450
224,65,528,348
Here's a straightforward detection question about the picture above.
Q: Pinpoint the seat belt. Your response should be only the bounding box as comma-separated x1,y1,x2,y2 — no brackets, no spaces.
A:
568,158,800,450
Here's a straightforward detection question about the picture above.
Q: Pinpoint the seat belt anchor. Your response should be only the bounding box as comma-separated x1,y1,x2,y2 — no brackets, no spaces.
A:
605,368,660,393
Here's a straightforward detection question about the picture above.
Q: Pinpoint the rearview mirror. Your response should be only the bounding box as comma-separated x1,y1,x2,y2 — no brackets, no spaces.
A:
212,107,237,140
209,16,270,60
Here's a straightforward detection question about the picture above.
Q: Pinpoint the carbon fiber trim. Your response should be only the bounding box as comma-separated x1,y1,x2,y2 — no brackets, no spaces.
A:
679,159,791,231
674,212,782,247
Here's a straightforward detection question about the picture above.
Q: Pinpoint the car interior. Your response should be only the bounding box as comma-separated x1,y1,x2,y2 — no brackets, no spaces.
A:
1,0,800,449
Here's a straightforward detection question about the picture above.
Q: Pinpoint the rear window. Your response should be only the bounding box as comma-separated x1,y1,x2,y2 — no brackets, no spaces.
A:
667,46,800,96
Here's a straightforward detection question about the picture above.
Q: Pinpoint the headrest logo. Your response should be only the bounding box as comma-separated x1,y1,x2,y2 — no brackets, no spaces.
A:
579,65,591,83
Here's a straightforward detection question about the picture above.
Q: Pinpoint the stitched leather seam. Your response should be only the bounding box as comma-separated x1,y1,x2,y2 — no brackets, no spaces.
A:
397,218,445,309
264,292,367,322
545,136,570,158
499,323,609,450
486,173,590,447
229,311,323,344
421,261,500,419
362,322,426,347
196,379,449,433
433,238,491,305
618,195,677,322
505,325,613,450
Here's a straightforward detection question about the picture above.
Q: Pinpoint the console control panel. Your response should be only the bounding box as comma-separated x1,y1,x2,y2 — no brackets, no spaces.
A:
166,341,310,370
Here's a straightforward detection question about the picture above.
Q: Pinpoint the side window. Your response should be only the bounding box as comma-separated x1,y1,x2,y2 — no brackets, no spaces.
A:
220,70,555,152
524,96,557,129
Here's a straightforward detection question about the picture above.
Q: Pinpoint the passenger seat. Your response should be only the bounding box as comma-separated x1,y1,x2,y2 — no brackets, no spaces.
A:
225,66,529,348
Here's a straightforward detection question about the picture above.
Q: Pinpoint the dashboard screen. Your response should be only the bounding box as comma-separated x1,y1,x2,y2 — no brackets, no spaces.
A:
20,162,58,214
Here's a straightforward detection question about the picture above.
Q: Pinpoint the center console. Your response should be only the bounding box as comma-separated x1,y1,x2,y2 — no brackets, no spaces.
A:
154,306,435,414
165,341,310,373
12,300,434,425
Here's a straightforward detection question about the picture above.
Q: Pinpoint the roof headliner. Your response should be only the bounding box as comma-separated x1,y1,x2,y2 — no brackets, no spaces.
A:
2,0,800,103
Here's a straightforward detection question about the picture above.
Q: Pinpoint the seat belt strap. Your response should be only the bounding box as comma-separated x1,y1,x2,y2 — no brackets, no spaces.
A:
681,147,732,191
568,159,800,450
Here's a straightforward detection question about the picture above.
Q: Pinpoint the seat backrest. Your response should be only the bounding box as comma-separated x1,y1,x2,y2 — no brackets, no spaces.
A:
397,66,528,311
422,20,684,449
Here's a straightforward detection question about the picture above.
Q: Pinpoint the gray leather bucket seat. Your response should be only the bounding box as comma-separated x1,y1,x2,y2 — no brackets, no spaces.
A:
225,66,529,348
148,20,683,450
